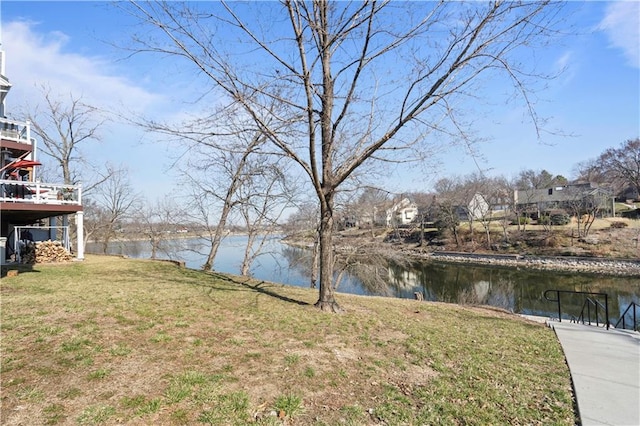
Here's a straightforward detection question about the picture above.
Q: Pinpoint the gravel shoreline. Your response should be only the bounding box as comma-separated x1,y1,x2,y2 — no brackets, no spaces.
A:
285,236,640,277
410,251,640,277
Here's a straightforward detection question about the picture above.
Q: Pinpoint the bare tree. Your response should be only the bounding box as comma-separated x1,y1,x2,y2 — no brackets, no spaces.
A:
474,194,494,249
594,139,640,199
459,173,489,246
237,160,295,276
564,186,610,238
84,167,142,253
492,176,517,243
20,85,116,252
132,94,298,272
434,178,464,247
515,169,567,191
20,85,109,188
284,202,320,236
410,192,439,247
203,136,265,271
125,1,567,311
352,187,390,236
136,196,185,260
573,159,607,186
83,198,108,247
177,154,248,270
474,176,516,249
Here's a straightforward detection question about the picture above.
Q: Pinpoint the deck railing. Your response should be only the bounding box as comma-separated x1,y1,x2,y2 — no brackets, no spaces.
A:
0,118,32,145
0,180,82,205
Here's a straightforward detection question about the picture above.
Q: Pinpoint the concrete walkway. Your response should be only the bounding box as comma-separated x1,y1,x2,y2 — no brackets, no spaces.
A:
546,320,640,426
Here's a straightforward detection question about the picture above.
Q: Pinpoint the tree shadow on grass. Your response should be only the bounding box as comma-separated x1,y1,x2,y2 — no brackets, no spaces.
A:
189,271,310,306
238,279,311,306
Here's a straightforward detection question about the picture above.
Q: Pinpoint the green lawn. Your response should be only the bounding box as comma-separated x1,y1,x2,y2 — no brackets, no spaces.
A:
1,255,575,425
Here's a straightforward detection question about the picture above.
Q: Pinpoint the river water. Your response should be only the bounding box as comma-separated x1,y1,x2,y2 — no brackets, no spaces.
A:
86,235,639,322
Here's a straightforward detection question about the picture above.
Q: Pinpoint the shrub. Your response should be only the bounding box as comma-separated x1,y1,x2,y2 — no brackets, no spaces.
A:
542,235,560,248
610,221,628,229
550,214,570,226
538,216,550,225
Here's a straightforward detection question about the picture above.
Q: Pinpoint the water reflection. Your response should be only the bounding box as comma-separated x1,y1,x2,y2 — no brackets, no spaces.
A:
87,236,639,320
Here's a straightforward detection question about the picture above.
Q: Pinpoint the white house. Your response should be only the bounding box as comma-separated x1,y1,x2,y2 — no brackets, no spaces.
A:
386,198,418,227
467,193,490,220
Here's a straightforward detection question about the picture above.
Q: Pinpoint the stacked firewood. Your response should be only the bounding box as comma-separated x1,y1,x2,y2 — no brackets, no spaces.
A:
22,240,73,264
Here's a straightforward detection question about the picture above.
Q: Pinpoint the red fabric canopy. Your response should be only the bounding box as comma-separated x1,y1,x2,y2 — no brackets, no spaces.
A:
7,159,41,170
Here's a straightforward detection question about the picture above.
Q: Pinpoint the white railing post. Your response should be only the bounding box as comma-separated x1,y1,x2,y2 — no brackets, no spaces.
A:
35,181,41,203
62,216,69,251
76,210,84,260
14,229,20,263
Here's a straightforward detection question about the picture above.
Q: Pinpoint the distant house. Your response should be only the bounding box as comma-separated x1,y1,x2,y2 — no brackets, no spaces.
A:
467,193,490,220
386,198,418,227
448,193,494,221
618,186,640,203
514,183,613,217
341,213,359,228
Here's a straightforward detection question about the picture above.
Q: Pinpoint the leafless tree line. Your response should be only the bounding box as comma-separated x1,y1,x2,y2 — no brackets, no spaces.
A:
21,86,299,276
27,1,629,312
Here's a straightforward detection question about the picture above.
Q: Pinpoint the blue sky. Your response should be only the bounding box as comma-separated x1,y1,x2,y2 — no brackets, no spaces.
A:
1,1,639,200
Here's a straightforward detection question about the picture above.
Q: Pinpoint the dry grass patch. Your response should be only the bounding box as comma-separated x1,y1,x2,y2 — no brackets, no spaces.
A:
1,255,575,425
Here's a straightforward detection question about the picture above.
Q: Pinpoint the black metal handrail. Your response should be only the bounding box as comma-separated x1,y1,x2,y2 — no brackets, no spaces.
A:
614,302,639,331
576,296,609,329
544,290,609,330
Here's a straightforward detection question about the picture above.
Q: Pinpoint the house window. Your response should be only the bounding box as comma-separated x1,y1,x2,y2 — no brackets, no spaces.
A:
548,188,553,195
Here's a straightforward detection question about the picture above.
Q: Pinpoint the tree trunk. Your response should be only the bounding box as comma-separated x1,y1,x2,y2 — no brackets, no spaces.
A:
202,219,227,270
240,231,257,276
150,236,158,259
485,226,491,249
453,226,460,247
315,198,342,313
310,232,319,288
576,215,584,238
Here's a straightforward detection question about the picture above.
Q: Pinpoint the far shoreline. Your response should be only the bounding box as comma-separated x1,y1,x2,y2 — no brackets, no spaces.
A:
282,235,640,277
93,228,640,278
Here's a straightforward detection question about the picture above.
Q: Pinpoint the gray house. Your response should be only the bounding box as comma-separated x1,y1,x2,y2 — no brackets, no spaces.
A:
514,183,613,218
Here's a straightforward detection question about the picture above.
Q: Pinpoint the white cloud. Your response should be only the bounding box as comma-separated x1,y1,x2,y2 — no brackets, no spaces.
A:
1,20,178,198
2,20,164,114
599,1,640,69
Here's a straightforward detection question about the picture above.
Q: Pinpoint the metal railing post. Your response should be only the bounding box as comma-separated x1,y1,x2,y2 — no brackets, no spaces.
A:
544,290,562,322
604,293,609,330
614,301,637,331
545,290,611,329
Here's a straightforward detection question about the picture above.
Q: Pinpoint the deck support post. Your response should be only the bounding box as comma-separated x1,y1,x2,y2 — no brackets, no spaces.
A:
76,210,84,261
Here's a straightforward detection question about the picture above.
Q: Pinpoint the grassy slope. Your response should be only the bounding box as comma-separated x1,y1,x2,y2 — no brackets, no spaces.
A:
1,255,575,425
